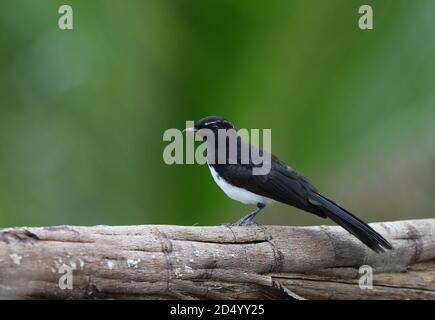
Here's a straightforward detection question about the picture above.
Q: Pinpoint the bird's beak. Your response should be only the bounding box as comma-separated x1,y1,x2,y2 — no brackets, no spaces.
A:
183,127,196,133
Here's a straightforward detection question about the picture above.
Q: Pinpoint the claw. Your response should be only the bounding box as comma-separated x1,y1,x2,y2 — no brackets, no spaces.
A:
236,220,259,226
222,204,266,227
218,222,232,227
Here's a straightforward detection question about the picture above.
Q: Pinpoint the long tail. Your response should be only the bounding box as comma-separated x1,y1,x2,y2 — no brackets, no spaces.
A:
309,193,393,253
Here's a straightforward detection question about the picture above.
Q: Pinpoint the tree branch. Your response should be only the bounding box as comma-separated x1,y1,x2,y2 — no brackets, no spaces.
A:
1,219,434,299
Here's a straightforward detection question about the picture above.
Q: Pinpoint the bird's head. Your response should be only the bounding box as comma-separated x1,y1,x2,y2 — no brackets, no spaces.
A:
184,116,235,135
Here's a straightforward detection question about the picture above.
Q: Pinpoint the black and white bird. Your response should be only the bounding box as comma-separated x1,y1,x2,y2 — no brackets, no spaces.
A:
185,116,393,253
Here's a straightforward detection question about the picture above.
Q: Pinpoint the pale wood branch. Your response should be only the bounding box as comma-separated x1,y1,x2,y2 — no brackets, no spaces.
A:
0,219,434,299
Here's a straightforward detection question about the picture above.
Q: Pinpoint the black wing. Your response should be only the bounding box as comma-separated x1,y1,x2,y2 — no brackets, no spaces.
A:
213,152,326,218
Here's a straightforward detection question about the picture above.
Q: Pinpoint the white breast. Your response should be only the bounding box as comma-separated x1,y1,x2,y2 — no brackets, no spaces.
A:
208,165,273,205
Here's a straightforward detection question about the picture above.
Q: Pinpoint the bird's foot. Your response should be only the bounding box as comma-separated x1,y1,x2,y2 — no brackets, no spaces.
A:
218,222,231,227
219,205,265,227
219,220,259,227
229,214,259,226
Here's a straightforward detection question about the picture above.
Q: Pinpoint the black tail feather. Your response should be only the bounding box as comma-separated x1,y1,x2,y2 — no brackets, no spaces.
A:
310,193,393,253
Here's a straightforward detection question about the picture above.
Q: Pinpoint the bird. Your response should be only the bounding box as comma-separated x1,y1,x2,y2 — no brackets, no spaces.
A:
184,116,393,253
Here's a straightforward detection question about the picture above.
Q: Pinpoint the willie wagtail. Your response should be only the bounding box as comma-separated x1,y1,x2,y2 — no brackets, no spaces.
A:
185,116,393,253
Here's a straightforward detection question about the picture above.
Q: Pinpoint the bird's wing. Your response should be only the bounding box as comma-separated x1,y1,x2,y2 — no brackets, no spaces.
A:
215,155,325,217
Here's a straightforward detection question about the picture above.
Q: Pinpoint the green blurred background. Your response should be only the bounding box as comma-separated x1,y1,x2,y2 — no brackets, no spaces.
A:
0,0,434,228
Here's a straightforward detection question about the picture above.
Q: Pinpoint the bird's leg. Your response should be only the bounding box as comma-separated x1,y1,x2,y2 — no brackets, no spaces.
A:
232,203,266,226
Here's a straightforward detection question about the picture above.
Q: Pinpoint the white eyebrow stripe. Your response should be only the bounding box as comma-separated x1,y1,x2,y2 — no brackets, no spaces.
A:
203,120,220,126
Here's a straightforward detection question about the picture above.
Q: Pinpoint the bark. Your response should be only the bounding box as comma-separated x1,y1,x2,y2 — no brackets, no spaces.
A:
0,219,434,299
